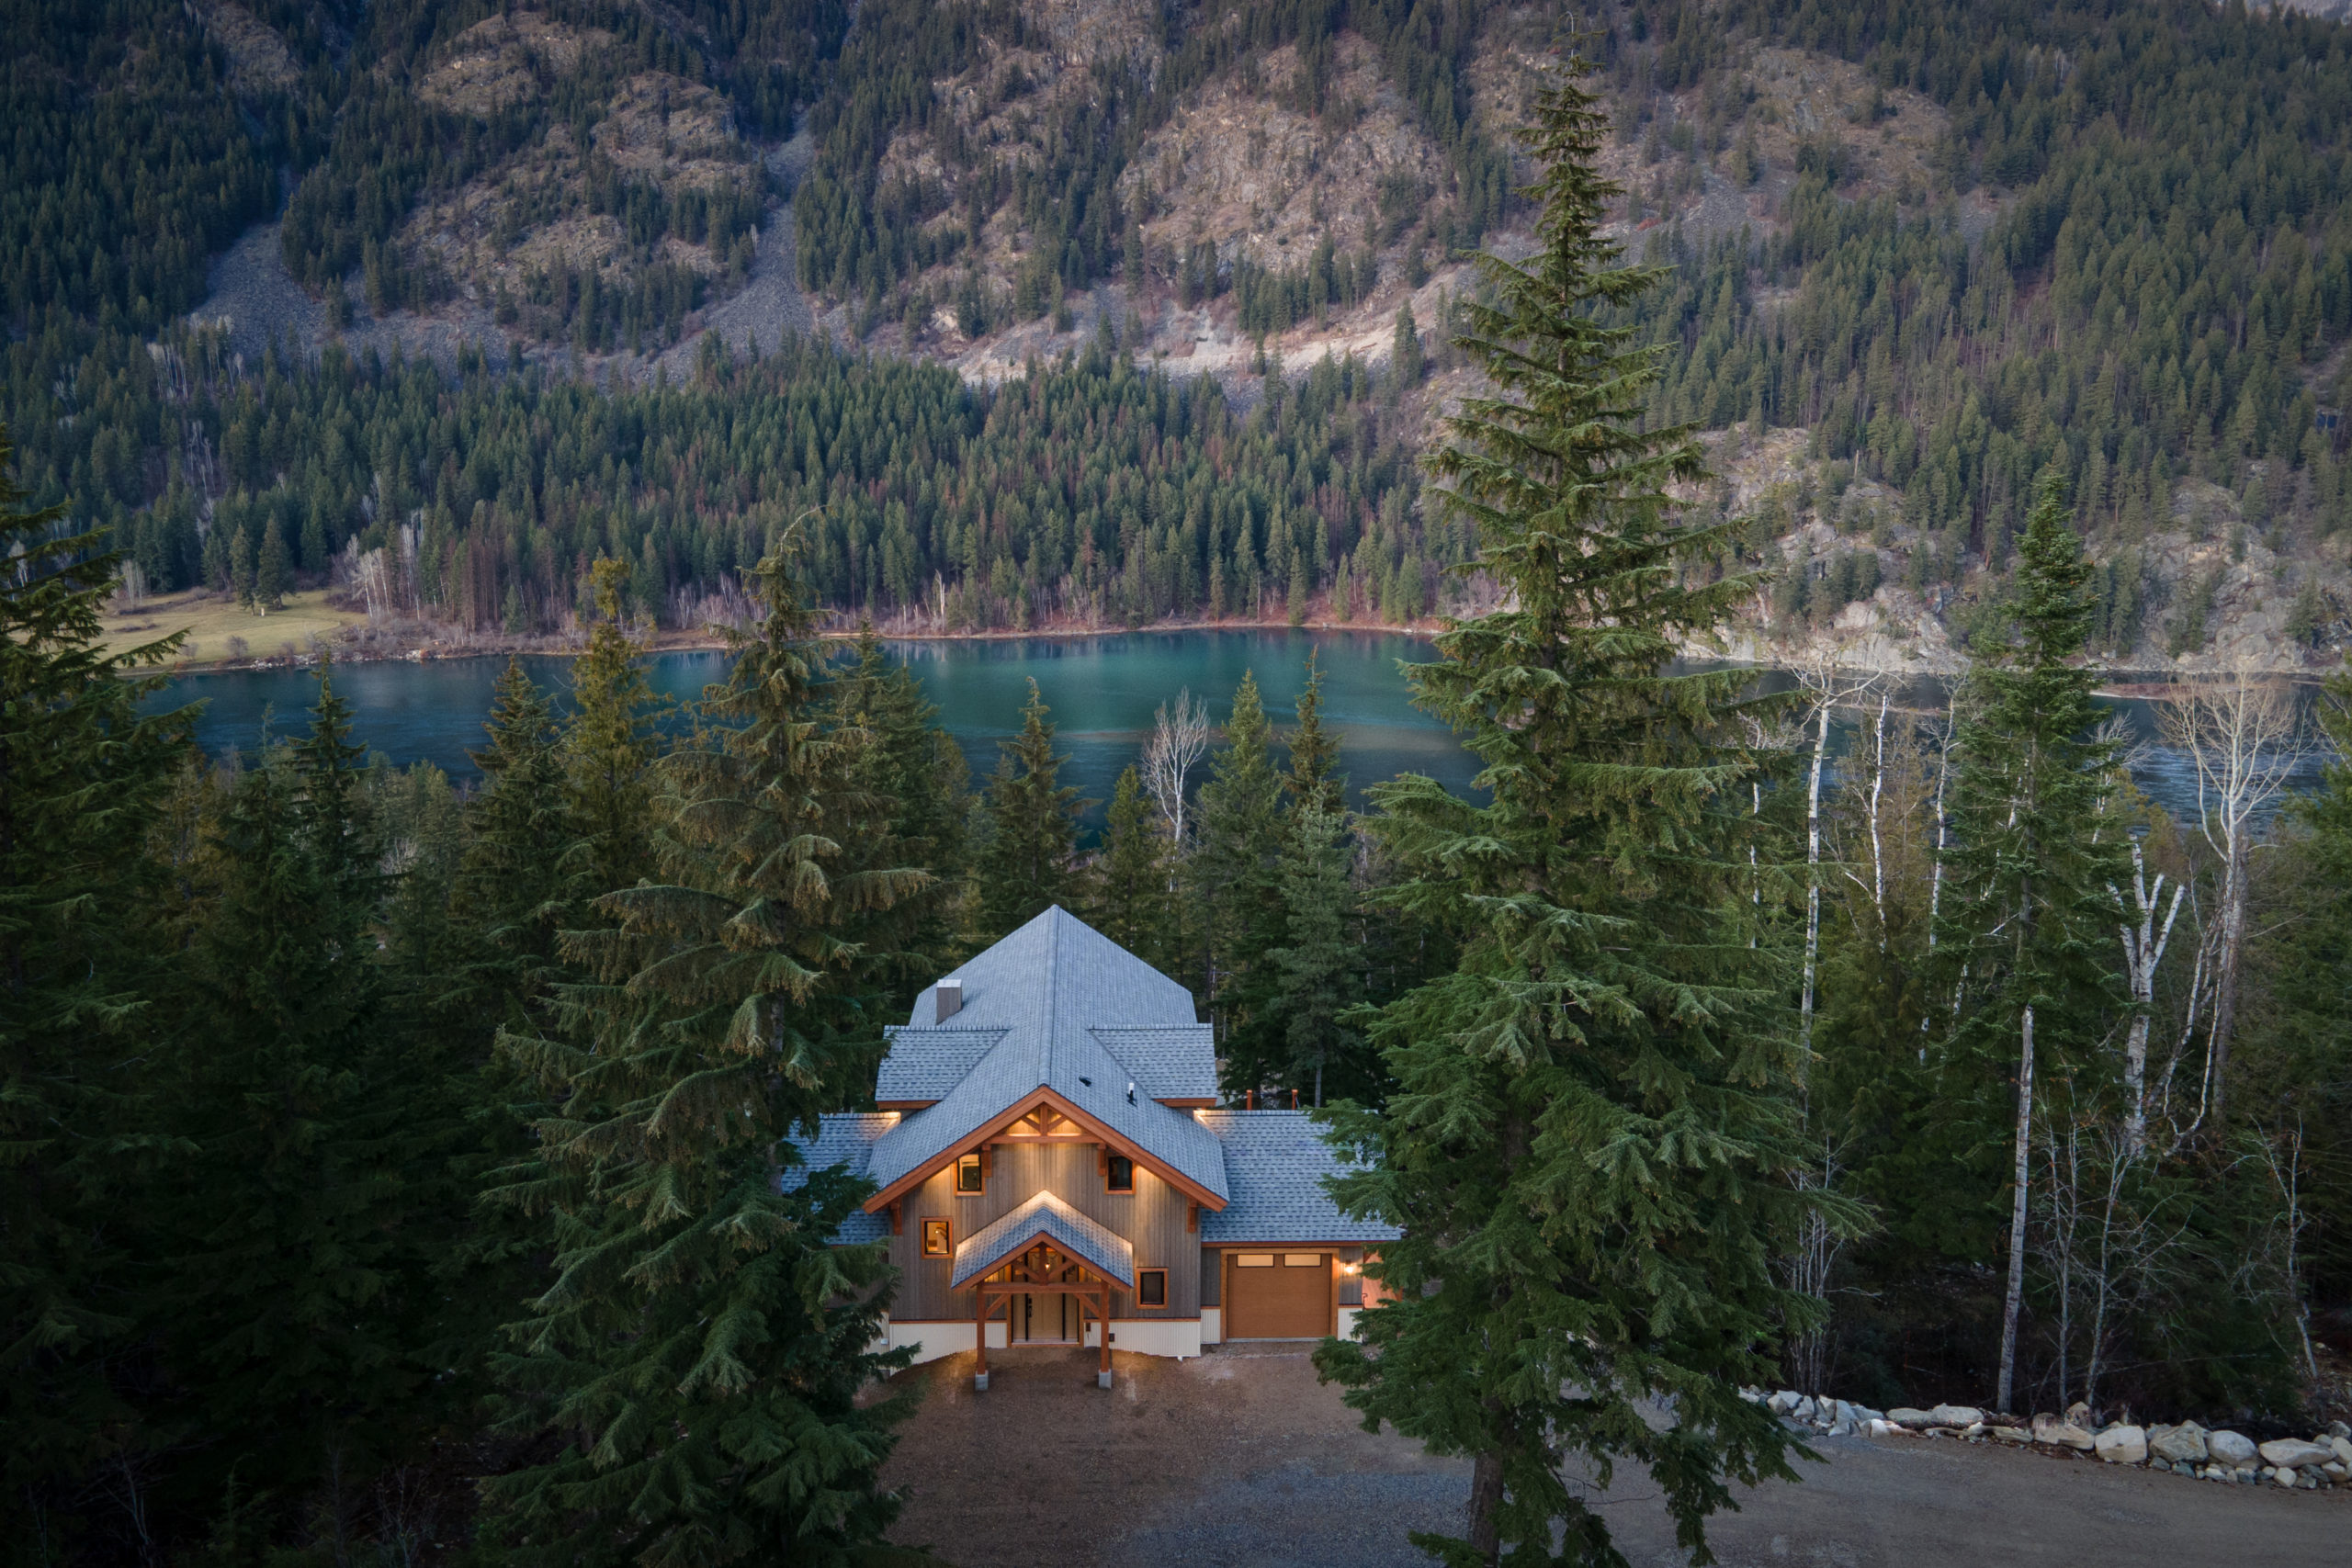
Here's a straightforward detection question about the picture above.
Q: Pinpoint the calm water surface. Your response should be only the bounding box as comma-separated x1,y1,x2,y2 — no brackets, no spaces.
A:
153,630,1475,825
151,631,2329,829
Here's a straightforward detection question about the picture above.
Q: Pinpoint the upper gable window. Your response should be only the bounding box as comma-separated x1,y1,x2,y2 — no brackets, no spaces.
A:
1105,1155,1135,1193
955,1153,984,1195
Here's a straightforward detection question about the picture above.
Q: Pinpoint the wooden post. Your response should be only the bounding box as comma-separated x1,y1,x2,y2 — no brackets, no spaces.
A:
974,1283,989,1392
1097,1281,1112,1387
1186,1201,1198,1233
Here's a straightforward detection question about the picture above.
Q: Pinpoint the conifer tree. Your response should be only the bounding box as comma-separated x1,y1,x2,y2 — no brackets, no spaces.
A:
974,678,1087,937
484,540,923,1566
164,665,458,1497
1263,803,1361,1107
1192,671,1289,1085
0,425,191,1539
829,625,970,982
1286,651,1347,816
255,517,292,610
562,558,662,903
1315,66,1815,1567
449,660,571,1022
1933,477,2127,1415
1093,765,1172,966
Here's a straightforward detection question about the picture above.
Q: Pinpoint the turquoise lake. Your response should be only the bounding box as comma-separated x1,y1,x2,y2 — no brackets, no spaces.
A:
153,629,1477,823
151,629,2327,829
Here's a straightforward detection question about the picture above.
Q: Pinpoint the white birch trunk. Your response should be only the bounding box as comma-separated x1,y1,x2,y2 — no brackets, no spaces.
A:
1997,1002,2035,1415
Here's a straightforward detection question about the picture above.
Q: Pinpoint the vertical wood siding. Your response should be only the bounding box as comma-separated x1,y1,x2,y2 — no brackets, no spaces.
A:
888,1142,1199,1320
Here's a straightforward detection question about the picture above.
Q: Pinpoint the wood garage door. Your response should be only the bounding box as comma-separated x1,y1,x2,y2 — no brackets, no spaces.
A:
1227,1252,1329,1338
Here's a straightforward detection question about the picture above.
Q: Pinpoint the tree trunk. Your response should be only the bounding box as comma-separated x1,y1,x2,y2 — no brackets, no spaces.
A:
2209,840,2245,1129
1997,1002,2035,1415
1800,697,1830,1081
1466,1446,1506,1563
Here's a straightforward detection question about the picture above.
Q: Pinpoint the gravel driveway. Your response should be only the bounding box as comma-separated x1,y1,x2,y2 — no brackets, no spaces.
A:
876,1344,2346,1568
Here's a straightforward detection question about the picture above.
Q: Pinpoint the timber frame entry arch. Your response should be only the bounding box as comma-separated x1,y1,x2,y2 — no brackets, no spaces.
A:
971,1241,1115,1389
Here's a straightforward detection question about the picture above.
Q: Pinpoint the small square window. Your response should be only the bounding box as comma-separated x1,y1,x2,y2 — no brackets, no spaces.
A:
1106,1155,1135,1193
1136,1269,1167,1308
921,1218,951,1258
954,1153,984,1194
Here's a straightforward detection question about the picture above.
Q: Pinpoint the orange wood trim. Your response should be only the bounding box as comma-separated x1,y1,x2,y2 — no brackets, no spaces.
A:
920,1217,952,1258
888,1200,903,1236
863,1087,1229,1213
1157,1098,1217,1109
1186,1201,1199,1233
876,1100,936,1111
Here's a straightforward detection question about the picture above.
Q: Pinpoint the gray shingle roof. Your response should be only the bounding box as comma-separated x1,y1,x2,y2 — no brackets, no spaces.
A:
782,1113,896,1243
1195,1111,1400,1244
950,1190,1136,1289
875,1028,1008,1102
863,908,1231,1203
1089,1027,1218,1100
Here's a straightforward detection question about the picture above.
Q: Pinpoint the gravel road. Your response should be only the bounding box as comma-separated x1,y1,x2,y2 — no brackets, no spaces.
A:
877,1344,2347,1568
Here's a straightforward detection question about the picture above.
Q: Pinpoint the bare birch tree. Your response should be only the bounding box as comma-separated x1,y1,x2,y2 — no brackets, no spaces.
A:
2159,665,2316,1129
1141,688,1211,847
2109,833,2185,1157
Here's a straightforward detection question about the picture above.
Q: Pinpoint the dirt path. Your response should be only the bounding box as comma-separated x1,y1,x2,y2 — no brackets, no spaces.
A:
877,1346,2346,1568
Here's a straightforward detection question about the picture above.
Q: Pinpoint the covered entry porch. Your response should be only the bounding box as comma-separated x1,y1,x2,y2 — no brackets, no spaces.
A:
951,1192,1134,1390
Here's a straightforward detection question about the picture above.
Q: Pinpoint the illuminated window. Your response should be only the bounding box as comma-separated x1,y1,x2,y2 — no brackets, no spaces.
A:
1106,1155,1135,1193
954,1153,984,1194
1235,1253,1273,1268
1136,1269,1167,1307
921,1218,951,1258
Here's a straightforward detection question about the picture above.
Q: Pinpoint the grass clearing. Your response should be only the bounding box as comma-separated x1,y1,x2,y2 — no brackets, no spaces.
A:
101,589,367,667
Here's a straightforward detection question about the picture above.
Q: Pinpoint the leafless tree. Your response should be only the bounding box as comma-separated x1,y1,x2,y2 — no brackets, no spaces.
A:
2109,834,2185,1157
1792,661,1884,1079
2248,1118,2323,1387
2158,665,2318,1129
1141,688,1211,847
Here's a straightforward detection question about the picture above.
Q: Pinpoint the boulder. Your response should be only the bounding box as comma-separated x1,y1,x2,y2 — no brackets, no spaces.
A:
2257,1438,2335,1469
1930,1404,1985,1427
2149,1423,2208,1464
2095,1425,2148,1464
1792,1395,1817,1423
1868,1418,1901,1437
1769,1390,1801,1415
2328,1420,2350,1439
2033,1413,2097,1450
2331,1436,2352,1467
1887,1407,1936,1428
1827,1417,1854,1437
1832,1399,1857,1426
1991,1424,2034,1445
2208,1429,2258,1465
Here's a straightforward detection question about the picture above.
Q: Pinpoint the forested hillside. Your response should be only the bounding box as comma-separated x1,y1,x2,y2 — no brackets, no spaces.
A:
6,0,2352,664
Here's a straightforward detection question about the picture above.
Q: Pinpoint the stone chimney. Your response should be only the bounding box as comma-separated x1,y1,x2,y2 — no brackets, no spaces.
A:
934,978,963,1023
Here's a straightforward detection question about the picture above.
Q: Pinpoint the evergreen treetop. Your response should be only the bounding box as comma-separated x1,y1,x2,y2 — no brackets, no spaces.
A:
974,678,1088,939
1315,63,1818,1568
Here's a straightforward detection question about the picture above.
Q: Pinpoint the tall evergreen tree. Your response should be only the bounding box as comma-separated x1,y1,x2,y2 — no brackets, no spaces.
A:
562,558,663,905
1092,764,1173,967
1263,803,1362,1108
1192,671,1289,1082
974,679,1087,937
829,625,971,985
162,665,459,1506
449,660,571,1023
484,540,924,1566
0,425,191,1548
1285,651,1347,816
1933,477,2127,1415
1315,66,1816,1567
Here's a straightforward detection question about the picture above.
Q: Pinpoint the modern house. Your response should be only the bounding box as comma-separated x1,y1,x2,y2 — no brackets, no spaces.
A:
792,906,1396,1389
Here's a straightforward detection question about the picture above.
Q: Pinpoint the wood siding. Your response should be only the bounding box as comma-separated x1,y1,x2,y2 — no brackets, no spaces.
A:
888,1142,1199,1321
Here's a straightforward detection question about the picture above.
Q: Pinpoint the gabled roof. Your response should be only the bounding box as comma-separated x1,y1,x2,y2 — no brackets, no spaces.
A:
860,908,1231,1207
783,1113,896,1243
875,1028,1008,1103
949,1191,1135,1289
1089,1027,1217,1101
1194,1111,1400,1244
